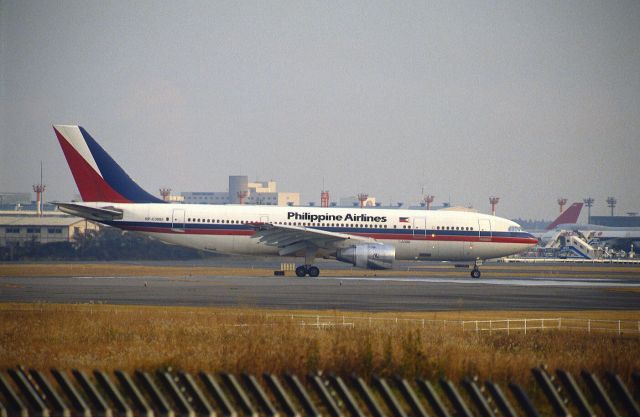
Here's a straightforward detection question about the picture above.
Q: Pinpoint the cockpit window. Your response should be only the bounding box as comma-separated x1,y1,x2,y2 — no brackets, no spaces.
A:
509,226,524,232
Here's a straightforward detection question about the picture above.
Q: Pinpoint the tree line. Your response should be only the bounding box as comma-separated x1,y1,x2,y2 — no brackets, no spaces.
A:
1,227,211,261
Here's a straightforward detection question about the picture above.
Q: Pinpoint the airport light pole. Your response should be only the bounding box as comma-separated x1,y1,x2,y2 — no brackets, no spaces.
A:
423,195,435,210
357,193,369,208
557,197,567,213
489,196,500,216
583,197,594,224
320,191,329,208
607,197,617,216
159,188,171,202
33,162,46,217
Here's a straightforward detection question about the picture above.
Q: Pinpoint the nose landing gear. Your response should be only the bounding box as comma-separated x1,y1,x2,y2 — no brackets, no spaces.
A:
470,260,481,278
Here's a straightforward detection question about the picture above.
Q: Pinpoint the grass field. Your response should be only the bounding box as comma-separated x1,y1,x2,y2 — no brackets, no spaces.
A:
1,303,638,387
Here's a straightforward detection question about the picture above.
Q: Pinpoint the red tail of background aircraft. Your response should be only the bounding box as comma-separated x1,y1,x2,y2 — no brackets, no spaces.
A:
545,202,583,231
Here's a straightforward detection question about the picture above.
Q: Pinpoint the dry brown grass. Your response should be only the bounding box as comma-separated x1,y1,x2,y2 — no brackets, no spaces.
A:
1,303,638,387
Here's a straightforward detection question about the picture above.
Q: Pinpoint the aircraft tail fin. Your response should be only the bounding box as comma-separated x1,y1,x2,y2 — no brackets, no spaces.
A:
545,202,583,231
53,125,163,203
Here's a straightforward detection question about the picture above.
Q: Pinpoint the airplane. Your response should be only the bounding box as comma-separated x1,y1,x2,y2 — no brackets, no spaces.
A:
52,125,538,278
544,203,583,231
549,223,640,252
534,202,584,245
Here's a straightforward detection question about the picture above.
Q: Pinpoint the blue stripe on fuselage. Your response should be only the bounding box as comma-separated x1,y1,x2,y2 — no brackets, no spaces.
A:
104,220,535,240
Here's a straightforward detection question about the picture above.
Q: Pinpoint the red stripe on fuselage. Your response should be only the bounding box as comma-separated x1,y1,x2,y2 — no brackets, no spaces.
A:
54,127,131,203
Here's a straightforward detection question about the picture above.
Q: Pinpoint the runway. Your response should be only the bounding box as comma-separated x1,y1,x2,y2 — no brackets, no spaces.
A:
1,274,639,311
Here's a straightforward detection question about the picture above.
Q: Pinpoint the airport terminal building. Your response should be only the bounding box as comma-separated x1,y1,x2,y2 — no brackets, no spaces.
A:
182,175,300,206
591,215,640,228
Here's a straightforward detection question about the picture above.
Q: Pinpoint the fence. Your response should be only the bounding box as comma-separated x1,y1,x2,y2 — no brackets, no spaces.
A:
461,317,640,335
0,366,638,417
265,314,640,335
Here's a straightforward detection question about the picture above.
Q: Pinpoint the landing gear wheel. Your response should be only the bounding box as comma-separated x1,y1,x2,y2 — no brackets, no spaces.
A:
307,266,320,277
471,269,481,279
295,265,308,277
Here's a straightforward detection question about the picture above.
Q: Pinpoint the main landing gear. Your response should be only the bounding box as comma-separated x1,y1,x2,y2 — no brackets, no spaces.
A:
470,260,481,278
296,265,320,277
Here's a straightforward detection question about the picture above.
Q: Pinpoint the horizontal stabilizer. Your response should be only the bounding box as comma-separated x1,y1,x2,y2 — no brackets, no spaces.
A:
54,202,123,221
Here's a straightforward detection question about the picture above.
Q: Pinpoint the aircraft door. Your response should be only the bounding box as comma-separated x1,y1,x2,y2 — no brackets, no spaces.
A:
478,219,492,241
260,215,270,224
172,209,185,232
413,217,427,238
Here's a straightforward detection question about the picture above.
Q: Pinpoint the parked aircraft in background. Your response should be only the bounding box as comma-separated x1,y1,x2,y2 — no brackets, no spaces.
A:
544,203,583,231
535,202,638,253
552,224,640,252
535,203,584,245
52,125,538,278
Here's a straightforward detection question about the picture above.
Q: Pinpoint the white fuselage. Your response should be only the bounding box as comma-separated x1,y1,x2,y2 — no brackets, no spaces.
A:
87,202,538,262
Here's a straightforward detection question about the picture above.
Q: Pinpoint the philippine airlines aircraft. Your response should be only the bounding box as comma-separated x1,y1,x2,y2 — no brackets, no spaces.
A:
52,125,538,278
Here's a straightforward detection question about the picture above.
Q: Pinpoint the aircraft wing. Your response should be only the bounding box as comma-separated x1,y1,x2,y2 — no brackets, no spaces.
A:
54,202,124,221
250,223,373,256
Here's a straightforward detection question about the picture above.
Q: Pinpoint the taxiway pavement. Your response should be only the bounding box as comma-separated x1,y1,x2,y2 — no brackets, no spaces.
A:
1,274,639,311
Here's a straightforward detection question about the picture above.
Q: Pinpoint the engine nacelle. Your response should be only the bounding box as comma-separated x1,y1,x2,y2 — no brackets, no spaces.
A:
336,243,395,270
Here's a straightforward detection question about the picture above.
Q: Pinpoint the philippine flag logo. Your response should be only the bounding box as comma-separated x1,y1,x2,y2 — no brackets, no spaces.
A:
399,217,409,223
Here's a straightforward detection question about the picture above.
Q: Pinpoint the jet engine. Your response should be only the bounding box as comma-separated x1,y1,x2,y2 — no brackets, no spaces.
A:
336,243,395,270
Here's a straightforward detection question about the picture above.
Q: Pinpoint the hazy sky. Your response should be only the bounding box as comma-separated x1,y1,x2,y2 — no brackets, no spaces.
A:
1,1,639,220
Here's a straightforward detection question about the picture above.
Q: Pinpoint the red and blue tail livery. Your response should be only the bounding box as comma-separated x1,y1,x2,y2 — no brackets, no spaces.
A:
53,125,163,203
